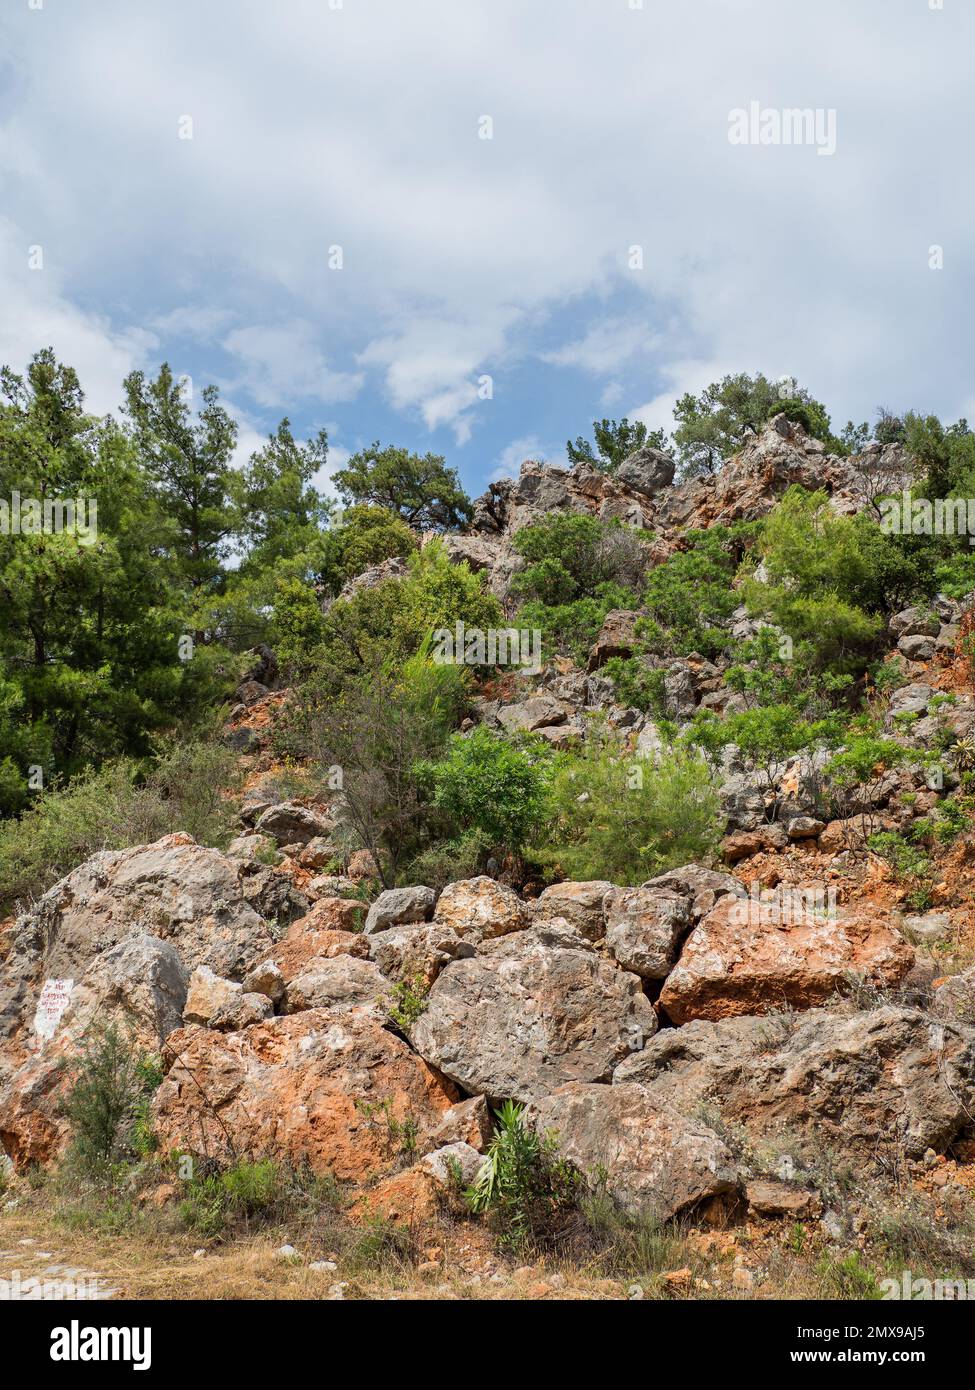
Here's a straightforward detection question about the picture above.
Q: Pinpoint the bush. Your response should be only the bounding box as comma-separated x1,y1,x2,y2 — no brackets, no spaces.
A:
278,540,503,688
467,1101,579,1254
743,488,934,678
0,735,242,914
417,726,552,855
321,504,418,595
639,525,751,659
178,1159,340,1238
61,1025,163,1179
512,514,647,663
538,727,721,884
688,705,841,821
282,649,466,886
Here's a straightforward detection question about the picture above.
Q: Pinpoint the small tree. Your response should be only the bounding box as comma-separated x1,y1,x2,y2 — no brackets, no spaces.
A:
566,418,668,472
289,652,465,886
538,726,721,883
61,1024,162,1178
672,372,834,477
332,443,471,530
418,726,551,856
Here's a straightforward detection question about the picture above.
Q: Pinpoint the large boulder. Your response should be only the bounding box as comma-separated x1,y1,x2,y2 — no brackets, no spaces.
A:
254,802,334,847
364,886,435,936
284,954,393,1021
0,834,276,1044
0,933,190,1169
615,445,676,499
432,877,530,941
604,886,691,981
152,1012,460,1181
410,929,656,1102
659,897,914,1023
527,1083,738,1220
534,881,613,941
614,1005,975,1159
587,610,642,671
366,922,475,987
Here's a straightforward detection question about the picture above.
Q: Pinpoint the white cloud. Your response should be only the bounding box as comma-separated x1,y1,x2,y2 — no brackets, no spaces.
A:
222,322,363,409
1,0,974,446
0,219,154,415
492,435,568,482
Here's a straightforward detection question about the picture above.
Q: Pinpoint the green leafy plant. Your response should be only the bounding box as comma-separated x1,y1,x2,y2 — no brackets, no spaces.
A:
538,725,721,883
61,1025,163,1179
466,1101,579,1253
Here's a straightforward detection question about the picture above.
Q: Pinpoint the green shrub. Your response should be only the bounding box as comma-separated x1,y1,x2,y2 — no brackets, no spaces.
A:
61,1025,163,1179
467,1101,579,1254
602,656,668,716
538,727,721,884
386,974,430,1031
178,1159,339,1237
639,525,751,659
511,514,647,663
417,726,552,855
0,735,242,914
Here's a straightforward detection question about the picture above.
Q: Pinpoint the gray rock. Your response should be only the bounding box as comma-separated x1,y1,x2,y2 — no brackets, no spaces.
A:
240,867,310,927
242,959,286,1004
225,833,275,862
60,933,189,1047
888,684,935,718
604,886,690,981
366,922,474,985
496,694,570,733
901,912,951,945
527,1083,738,1220
615,445,676,499
614,1005,975,1159
898,634,936,662
889,607,940,639
364,886,436,935
0,835,276,1042
932,968,975,1025
786,816,826,840
285,955,393,1020
410,929,657,1102
254,802,334,847
421,1142,485,1187
535,880,613,941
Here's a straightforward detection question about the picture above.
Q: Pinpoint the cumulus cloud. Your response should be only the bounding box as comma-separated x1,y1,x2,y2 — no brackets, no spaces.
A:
1,0,973,482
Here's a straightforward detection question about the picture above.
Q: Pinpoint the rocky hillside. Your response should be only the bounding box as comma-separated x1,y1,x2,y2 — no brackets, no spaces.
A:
3,414,975,1297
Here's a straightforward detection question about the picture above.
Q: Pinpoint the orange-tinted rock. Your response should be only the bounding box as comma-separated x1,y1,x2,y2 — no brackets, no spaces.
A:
152,1012,459,1182
659,898,914,1023
290,897,365,934
433,876,529,941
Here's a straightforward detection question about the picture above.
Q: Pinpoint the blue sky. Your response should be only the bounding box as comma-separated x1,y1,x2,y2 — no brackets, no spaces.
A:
1,0,973,500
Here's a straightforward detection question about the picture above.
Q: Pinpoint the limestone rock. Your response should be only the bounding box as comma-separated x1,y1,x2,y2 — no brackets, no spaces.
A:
152,1013,459,1181
410,929,656,1101
364,886,436,936
527,1083,738,1220
433,876,530,941
659,898,914,1023
604,886,690,981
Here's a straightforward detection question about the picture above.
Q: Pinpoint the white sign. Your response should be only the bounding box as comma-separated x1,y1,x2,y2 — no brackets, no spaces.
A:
33,978,74,1041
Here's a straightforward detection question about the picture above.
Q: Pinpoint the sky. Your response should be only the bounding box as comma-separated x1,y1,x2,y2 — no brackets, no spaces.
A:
1,0,973,501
